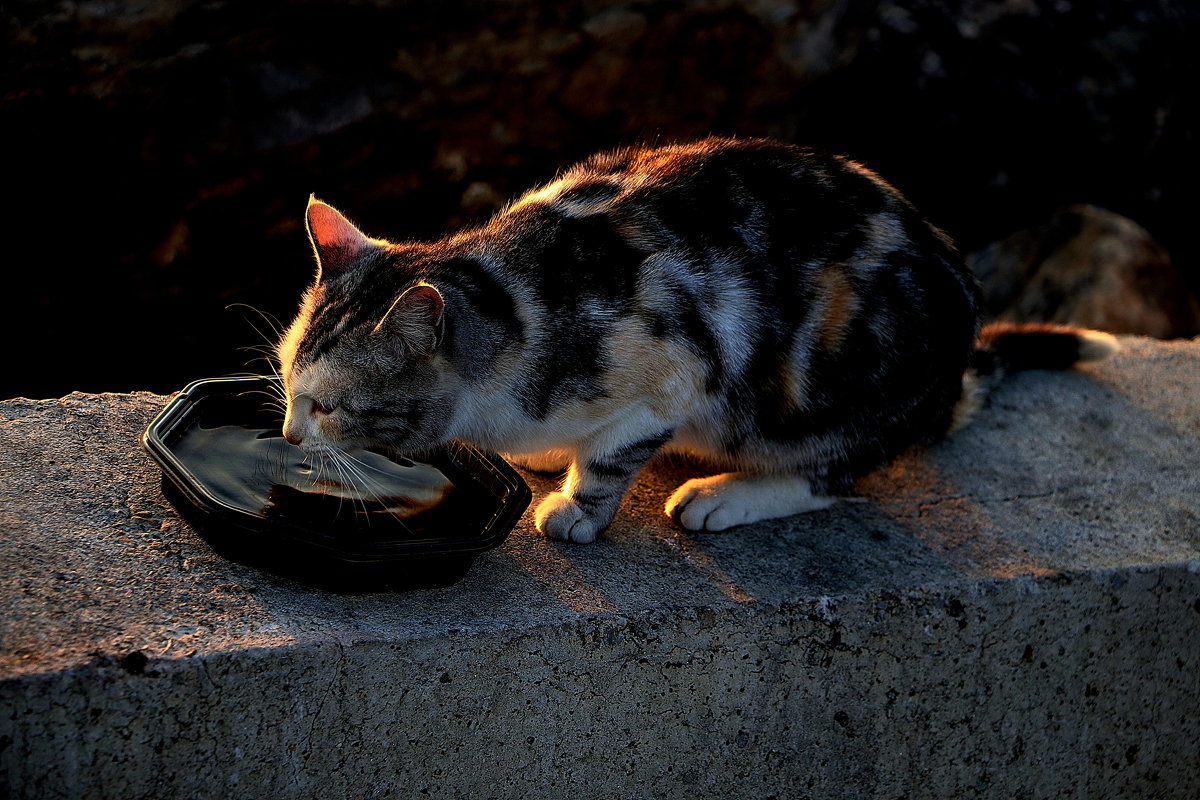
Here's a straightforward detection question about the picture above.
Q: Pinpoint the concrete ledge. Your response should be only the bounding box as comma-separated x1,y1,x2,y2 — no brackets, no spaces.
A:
2,336,1199,798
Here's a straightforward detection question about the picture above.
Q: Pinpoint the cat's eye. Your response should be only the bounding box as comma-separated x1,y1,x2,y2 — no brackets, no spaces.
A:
310,398,337,416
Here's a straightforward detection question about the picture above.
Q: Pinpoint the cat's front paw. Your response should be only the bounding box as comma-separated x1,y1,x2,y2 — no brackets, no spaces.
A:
666,472,834,532
534,492,607,544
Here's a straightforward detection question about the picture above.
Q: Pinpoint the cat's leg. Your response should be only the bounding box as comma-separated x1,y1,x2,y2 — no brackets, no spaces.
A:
665,472,835,532
504,449,571,475
535,429,674,544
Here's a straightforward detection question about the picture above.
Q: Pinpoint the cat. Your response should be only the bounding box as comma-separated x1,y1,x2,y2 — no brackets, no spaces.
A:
275,137,1116,543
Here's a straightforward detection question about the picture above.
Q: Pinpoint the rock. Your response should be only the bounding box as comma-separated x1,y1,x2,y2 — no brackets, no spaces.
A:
970,205,1200,338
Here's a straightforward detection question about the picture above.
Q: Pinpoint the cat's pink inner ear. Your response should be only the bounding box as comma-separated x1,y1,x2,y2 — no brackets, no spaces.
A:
306,198,371,280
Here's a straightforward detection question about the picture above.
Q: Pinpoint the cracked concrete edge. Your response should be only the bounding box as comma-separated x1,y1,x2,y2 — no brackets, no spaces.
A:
3,561,1199,798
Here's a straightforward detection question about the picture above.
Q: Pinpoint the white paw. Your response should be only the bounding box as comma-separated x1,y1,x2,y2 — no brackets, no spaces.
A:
534,492,605,544
665,473,834,532
505,449,571,474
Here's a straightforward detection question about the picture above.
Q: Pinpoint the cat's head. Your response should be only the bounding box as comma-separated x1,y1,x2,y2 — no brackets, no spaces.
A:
276,197,458,457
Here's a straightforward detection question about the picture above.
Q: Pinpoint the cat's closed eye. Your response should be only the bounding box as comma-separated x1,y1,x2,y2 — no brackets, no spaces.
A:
310,398,337,416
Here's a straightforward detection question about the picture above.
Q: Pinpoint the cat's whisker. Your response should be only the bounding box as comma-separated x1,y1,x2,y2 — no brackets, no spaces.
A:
237,388,281,400
227,303,286,342
330,450,380,523
268,387,287,414
238,351,282,371
341,449,410,478
311,450,352,520
342,463,392,509
235,388,289,421
237,344,279,358
340,449,406,487
327,450,389,512
306,446,368,520
339,466,375,522
226,304,288,387
329,457,355,519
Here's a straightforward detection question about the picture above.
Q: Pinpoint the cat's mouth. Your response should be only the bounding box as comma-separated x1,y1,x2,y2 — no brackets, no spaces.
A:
289,439,342,459
291,435,441,469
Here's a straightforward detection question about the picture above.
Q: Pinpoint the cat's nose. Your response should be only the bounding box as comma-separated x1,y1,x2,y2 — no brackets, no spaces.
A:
284,431,304,446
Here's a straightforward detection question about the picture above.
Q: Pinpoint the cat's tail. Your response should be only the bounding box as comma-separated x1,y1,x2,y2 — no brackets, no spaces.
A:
950,321,1119,431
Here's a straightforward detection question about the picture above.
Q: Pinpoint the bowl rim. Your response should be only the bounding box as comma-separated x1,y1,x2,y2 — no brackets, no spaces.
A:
141,375,532,564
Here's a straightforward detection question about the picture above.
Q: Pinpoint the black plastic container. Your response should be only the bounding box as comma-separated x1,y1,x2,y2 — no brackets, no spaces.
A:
142,376,531,590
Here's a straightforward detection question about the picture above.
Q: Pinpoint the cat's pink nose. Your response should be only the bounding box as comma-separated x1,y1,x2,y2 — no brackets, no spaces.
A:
284,431,304,445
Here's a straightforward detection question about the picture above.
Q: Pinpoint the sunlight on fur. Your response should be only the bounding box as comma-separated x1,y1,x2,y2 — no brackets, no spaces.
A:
274,138,1124,543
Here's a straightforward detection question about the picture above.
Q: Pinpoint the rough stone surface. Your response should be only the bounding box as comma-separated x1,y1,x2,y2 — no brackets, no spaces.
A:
2,336,1199,798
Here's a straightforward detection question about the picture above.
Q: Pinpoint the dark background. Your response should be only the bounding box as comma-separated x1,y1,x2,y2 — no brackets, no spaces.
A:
4,0,1196,399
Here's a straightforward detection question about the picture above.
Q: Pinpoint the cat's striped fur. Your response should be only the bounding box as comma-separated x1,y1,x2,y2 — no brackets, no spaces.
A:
278,137,1116,542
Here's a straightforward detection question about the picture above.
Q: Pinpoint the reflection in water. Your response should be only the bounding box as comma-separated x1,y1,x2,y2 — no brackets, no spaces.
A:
171,423,469,539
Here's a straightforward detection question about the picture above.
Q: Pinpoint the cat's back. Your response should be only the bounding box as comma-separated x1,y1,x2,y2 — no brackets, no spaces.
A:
435,138,979,449
505,137,893,238
460,137,976,343
472,138,956,281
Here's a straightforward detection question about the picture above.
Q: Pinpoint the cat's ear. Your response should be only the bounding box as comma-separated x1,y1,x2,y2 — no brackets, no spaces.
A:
374,283,445,357
306,196,372,281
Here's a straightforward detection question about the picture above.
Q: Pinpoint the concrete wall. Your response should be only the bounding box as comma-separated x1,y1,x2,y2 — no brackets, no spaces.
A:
3,336,1199,798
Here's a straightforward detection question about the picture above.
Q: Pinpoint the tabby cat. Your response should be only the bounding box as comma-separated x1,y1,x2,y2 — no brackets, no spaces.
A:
277,137,1115,543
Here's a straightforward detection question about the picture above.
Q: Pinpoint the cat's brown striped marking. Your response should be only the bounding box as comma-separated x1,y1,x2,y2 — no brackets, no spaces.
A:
814,266,861,353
